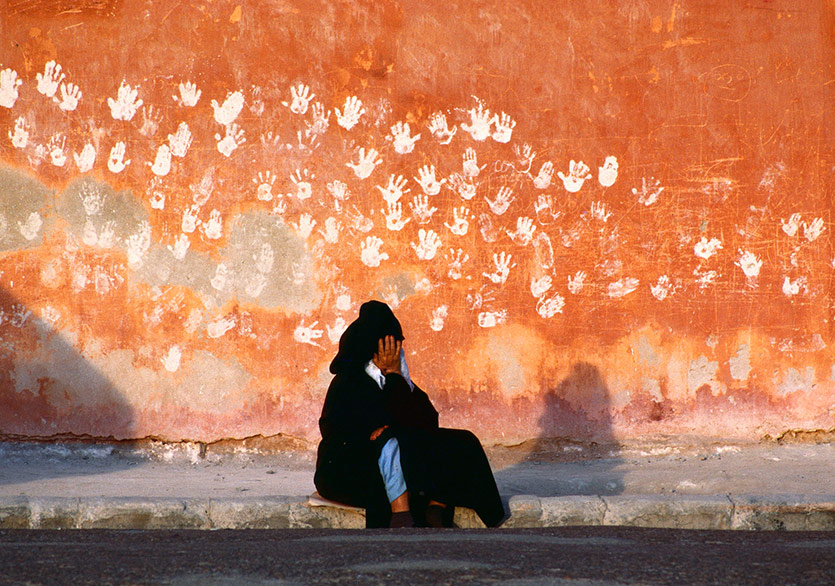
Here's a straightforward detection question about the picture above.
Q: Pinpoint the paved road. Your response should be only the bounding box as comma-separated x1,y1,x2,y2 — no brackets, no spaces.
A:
1,528,833,585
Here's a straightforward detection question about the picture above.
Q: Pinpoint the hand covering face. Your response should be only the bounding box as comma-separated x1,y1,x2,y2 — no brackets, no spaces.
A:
329,300,404,375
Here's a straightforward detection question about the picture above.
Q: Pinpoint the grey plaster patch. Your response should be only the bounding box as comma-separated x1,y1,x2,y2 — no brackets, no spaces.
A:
729,343,752,381
688,355,719,394
776,367,815,397
633,336,659,366
0,166,52,250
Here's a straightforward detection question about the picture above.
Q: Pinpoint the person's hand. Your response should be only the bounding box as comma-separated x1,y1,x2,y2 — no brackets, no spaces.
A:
370,425,388,441
373,335,402,375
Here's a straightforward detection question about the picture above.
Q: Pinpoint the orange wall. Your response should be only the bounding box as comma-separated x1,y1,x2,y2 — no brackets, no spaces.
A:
0,0,832,444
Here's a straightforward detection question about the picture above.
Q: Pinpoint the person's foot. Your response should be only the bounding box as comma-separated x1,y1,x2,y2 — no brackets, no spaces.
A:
389,511,414,528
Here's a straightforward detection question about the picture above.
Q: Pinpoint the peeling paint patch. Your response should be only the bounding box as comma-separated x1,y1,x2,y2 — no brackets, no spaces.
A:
729,344,752,381
634,336,659,366
0,166,51,250
688,355,720,395
776,367,816,397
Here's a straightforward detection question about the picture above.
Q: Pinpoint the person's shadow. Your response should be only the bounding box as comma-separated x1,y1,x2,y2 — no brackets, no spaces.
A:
0,285,140,489
492,362,624,501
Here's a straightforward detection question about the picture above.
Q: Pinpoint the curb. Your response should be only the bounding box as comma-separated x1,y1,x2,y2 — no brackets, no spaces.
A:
2,495,834,530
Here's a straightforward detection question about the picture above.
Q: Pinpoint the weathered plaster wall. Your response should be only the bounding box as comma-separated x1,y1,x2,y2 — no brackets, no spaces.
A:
0,0,832,444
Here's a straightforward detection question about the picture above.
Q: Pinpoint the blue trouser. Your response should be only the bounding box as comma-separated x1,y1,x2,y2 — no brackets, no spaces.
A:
377,437,407,502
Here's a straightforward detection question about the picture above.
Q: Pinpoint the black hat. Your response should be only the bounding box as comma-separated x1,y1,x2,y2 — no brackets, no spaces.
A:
329,300,404,374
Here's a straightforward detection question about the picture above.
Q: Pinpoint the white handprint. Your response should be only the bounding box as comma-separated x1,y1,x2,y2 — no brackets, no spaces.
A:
694,237,723,260
447,173,476,200
461,99,493,141
532,162,554,189
507,216,536,245
282,83,315,115
782,213,801,237
292,213,317,238
294,320,324,347
210,263,229,291
167,122,193,158
650,275,674,301
215,124,245,157
782,276,804,297
486,186,515,215
253,171,276,201
347,207,374,233
491,112,516,143
409,195,438,224
346,147,382,180
536,294,565,318
211,90,245,126
388,121,421,154
149,182,166,211
589,201,612,222
173,81,201,107
168,234,190,260
462,148,484,178
327,180,350,210
125,221,152,269
56,82,81,112
36,61,65,98
107,142,130,173
360,236,388,267
18,212,43,241
97,222,116,248
377,174,409,204
319,217,342,244
736,250,763,278
150,144,171,176
307,102,331,136
530,275,552,298
514,143,536,172
9,117,29,149
0,68,23,108
478,212,498,243
335,96,365,130
47,134,67,167
477,310,507,328
73,143,96,172
290,169,313,200
254,242,275,274
598,156,619,187
444,206,471,236
326,317,348,344
608,277,640,299
427,112,457,144
429,305,448,332
181,204,200,233
803,217,825,242
447,248,469,280
483,252,515,284
383,201,410,231
108,81,143,121
82,219,97,247
207,314,236,338
557,160,592,193
411,229,442,260
633,176,664,206
138,105,162,137
534,195,561,225
568,271,587,294
414,165,444,195
79,182,105,216
203,209,223,240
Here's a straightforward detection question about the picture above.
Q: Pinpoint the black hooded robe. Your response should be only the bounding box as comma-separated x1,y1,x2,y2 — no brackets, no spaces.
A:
314,301,505,528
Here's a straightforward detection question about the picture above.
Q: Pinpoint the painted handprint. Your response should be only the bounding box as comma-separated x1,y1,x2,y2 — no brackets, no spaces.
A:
377,174,409,204
207,314,236,338
736,250,763,278
307,102,331,136
150,145,171,176
9,117,29,149
444,206,471,236
447,173,477,200
608,277,640,299
447,248,469,280
429,305,448,332
327,180,349,210
346,147,382,180
181,204,200,233
567,271,587,294
534,195,561,225
360,236,388,267
414,165,444,195
486,186,515,215
507,216,536,246
557,160,592,193
210,263,229,291
411,229,442,260
173,81,201,107
483,251,515,284
346,207,374,233
335,96,365,130
48,134,67,167
108,81,143,121
73,143,96,173
597,156,619,187
409,195,438,224
215,124,245,157
211,90,245,126
461,98,493,141
36,61,65,98
477,310,507,328
781,213,801,237
253,171,276,201
292,213,317,238
427,112,457,144
282,83,315,115
18,212,43,241
319,217,342,244
530,275,553,298
383,201,410,231
533,162,554,189
536,294,565,318
462,148,484,178
0,68,23,108
513,143,536,173
107,142,131,173
491,112,516,143
203,209,223,240
633,176,664,206
478,212,498,243
125,221,152,269
589,201,612,222
650,275,673,301
57,82,81,112
168,122,193,158
803,217,825,242
79,182,106,216
290,169,313,200
782,276,805,297
326,317,348,344
168,234,190,260
388,121,421,154
139,105,162,137
693,237,723,260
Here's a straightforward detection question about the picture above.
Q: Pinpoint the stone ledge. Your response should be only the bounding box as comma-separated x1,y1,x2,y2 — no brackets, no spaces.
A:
729,494,835,531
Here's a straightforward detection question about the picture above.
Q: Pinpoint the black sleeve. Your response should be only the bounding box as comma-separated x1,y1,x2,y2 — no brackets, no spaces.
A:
383,374,439,430
319,375,392,441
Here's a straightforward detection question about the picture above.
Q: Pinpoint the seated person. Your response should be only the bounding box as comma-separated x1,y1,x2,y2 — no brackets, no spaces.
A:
314,300,505,528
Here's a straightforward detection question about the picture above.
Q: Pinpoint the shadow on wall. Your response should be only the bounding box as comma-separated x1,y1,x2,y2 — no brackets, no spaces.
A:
493,362,624,499
0,286,140,487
